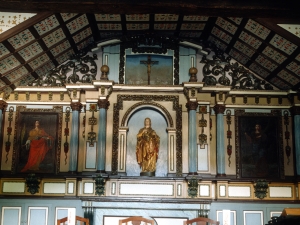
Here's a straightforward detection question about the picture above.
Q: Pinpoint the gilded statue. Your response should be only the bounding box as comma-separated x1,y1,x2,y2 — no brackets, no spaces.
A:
136,118,160,176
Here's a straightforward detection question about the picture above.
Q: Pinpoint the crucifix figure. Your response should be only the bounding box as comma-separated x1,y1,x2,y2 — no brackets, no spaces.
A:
140,55,158,85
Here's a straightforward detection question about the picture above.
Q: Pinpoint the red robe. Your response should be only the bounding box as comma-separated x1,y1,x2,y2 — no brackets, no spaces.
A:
21,128,54,172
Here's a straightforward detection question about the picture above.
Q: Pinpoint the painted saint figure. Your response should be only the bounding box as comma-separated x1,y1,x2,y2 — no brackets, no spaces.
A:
21,120,54,172
244,123,270,177
245,123,267,163
136,118,160,176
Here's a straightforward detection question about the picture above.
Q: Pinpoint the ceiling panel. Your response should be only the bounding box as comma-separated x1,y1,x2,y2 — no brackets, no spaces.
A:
0,9,299,92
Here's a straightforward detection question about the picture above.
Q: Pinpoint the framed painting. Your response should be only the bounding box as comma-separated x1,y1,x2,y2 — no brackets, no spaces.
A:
119,35,180,85
12,106,62,174
235,110,284,179
125,54,174,85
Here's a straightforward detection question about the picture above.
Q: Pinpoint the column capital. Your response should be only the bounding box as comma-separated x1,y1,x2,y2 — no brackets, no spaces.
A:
290,106,300,115
70,102,82,111
186,100,198,111
0,100,7,112
97,98,110,109
213,104,226,114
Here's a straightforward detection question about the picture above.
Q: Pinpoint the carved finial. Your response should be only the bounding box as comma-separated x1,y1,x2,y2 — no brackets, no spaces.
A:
100,65,109,80
189,67,198,82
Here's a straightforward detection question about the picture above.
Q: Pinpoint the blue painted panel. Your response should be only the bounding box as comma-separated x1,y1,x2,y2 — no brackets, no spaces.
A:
29,208,47,225
294,115,300,175
179,46,196,83
244,212,262,225
57,209,69,221
86,142,97,169
2,208,20,225
103,45,120,82
217,211,236,225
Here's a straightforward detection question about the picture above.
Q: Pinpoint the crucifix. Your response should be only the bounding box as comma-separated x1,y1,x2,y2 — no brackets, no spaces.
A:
140,55,158,85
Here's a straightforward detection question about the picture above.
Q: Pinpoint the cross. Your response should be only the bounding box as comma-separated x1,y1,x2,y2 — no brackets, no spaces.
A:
140,55,158,85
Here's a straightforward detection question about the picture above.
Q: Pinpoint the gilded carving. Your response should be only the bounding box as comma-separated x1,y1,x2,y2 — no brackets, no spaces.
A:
60,92,64,101
219,92,223,101
243,95,247,104
64,107,70,165
290,106,300,115
267,96,271,104
186,101,198,111
70,102,82,111
5,106,14,163
0,100,8,111
198,106,207,145
226,110,232,167
278,96,282,105
97,99,110,109
37,92,41,101
49,92,53,101
26,92,30,101
121,101,173,127
232,95,236,104
213,104,226,114
255,96,259,104
87,104,97,147
284,110,291,165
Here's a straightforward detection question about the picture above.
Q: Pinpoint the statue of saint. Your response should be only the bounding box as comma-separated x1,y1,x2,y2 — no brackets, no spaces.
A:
136,118,160,176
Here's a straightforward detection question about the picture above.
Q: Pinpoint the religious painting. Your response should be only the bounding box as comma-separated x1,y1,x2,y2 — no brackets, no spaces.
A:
125,54,173,85
235,110,284,179
12,106,62,174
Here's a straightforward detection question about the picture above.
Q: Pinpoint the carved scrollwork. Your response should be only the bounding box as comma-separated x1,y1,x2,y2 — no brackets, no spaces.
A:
200,48,273,90
29,52,98,86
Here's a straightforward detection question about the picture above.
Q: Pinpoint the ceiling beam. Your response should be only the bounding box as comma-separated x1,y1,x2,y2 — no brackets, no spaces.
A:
0,0,300,19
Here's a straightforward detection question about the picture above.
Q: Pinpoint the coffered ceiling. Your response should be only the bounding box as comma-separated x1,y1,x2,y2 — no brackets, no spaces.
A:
0,0,300,93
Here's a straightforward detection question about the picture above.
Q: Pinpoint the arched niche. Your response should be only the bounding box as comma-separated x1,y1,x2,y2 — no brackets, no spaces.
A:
112,95,182,176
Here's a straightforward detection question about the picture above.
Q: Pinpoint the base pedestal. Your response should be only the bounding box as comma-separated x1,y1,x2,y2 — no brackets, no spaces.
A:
140,171,155,177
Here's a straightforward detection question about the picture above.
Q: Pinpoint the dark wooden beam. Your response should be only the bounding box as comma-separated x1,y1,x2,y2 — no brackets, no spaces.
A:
0,0,300,19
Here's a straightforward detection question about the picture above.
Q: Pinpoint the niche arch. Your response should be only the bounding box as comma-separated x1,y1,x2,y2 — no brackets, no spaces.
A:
121,101,174,128
112,95,182,176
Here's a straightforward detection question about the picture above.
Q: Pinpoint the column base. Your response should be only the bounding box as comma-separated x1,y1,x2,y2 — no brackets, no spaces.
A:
188,172,198,175
216,173,226,177
96,170,106,174
140,171,155,177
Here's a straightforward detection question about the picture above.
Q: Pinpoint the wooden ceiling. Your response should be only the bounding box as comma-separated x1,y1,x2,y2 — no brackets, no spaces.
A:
1,0,300,92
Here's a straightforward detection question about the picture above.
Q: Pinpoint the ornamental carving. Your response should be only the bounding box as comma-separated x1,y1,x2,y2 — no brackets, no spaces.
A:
121,101,173,127
283,110,291,165
0,100,7,111
186,101,198,111
71,102,83,111
29,52,98,86
87,104,98,147
213,104,226,114
290,106,300,115
200,46,273,90
97,99,110,109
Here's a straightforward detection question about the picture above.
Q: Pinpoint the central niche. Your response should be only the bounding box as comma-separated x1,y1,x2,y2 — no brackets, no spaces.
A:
126,108,168,176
